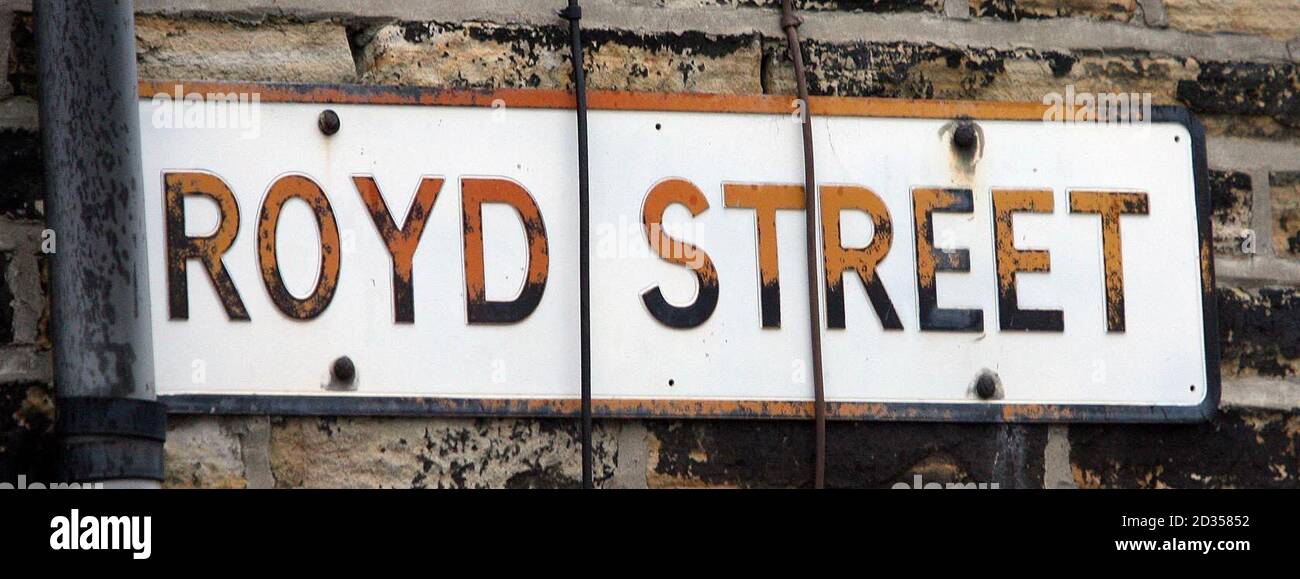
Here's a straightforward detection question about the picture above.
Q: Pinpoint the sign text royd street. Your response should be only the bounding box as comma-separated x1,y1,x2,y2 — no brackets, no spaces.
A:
140,83,1217,421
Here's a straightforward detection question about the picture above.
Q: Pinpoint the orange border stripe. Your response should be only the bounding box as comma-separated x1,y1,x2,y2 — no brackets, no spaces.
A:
139,80,1056,121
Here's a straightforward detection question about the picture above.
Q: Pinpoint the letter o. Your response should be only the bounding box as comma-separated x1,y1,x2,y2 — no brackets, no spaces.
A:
257,175,341,320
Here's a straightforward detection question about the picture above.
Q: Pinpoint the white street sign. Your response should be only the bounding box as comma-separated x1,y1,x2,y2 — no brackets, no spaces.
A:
139,83,1217,421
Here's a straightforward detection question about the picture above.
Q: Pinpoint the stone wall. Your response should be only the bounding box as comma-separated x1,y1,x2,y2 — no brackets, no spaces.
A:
2,0,1299,488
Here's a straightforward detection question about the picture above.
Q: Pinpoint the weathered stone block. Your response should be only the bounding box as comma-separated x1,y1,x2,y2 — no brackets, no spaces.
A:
1272,172,1300,256
972,0,1137,20
135,16,356,83
991,51,1196,103
0,222,44,349
763,41,1197,105
0,97,38,132
1218,286,1300,379
361,22,762,94
648,420,1047,488
164,415,248,489
1209,170,1252,255
1070,408,1300,488
269,417,619,488
764,41,1020,98
6,14,36,98
695,0,940,10
1164,0,1300,40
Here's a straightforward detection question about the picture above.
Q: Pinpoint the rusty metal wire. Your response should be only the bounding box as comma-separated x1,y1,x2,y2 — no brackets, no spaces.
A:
561,0,594,490
781,0,827,489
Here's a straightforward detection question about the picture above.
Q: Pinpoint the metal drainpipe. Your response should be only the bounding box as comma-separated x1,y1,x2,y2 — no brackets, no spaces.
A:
37,0,165,488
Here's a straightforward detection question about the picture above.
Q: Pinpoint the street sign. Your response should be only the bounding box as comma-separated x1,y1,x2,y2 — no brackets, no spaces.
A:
139,82,1217,422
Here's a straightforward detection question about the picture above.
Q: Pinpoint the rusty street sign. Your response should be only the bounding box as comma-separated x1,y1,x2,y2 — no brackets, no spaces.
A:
139,82,1217,422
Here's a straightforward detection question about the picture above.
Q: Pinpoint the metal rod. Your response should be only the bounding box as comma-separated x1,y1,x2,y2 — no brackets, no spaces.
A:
561,0,594,490
781,0,827,489
37,0,165,487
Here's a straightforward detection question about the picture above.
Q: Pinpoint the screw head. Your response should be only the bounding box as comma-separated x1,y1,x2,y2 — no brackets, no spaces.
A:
953,121,977,150
332,356,355,383
975,371,997,400
318,109,341,136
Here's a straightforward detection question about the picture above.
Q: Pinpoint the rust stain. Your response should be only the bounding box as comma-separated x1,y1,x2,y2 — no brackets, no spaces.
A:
375,397,1114,422
1201,238,1213,295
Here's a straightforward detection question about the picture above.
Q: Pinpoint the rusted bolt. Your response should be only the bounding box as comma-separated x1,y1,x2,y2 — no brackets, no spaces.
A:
332,356,355,383
318,109,340,136
953,120,977,150
975,370,997,400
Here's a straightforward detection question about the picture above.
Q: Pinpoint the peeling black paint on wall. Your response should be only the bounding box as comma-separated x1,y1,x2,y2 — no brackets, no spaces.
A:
0,129,43,220
1043,52,1077,77
971,0,1134,21
0,252,13,345
1218,287,1300,378
399,20,756,63
1208,170,1252,253
763,39,1078,99
1209,170,1252,219
1177,61,1300,129
408,418,613,489
7,13,36,98
767,37,1299,132
1070,408,1300,488
1274,172,1300,256
392,21,759,91
972,0,1023,20
504,465,576,489
648,420,1047,488
0,252,12,345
